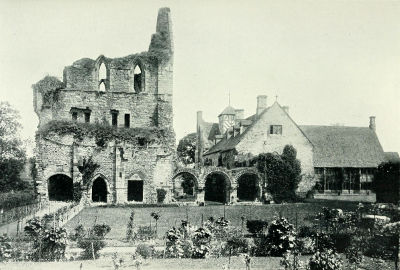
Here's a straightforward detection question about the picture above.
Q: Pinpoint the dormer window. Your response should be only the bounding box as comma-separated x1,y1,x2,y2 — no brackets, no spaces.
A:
270,125,282,135
133,65,143,93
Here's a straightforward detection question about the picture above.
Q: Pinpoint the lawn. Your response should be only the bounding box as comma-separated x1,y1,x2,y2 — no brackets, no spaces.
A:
64,200,359,242
1,256,394,270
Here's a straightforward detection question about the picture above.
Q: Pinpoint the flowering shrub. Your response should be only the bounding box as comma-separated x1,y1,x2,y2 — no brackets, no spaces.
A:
297,236,316,255
204,217,230,240
165,227,187,258
308,249,342,270
165,221,213,259
262,217,297,256
136,243,155,259
280,251,307,270
75,223,111,259
24,217,68,261
0,234,13,261
192,227,212,258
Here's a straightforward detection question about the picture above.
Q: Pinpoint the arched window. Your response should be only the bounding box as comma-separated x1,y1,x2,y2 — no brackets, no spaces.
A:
99,62,107,91
133,65,143,93
99,81,106,92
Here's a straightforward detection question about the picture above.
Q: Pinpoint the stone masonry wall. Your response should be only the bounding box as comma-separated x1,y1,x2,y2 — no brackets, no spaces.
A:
236,102,316,193
33,8,176,204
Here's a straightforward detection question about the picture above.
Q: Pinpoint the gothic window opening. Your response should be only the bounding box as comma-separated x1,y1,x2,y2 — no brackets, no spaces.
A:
99,82,106,92
124,114,130,128
134,65,143,93
99,62,107,91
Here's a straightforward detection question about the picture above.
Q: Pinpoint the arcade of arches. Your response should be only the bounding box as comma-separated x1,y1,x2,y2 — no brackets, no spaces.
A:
204,172,231,204
173,172,197,201
237,173,260,201
48,174,73,201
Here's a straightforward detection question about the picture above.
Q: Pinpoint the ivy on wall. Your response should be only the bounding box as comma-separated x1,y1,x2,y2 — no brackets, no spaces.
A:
32,76,65,107
38,120,170,146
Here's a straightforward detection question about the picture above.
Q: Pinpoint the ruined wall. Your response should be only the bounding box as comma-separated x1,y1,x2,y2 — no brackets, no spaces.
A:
33,8,176,204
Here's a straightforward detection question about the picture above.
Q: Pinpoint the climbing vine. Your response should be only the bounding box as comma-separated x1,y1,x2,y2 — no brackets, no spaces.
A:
78,156,100,188
32,76,64,107
38,120,170,146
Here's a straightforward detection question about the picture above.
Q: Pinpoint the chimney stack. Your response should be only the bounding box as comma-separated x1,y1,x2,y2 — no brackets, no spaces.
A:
369,116,376,132
256,95,267,116
282,106,289,114
235,109,244,120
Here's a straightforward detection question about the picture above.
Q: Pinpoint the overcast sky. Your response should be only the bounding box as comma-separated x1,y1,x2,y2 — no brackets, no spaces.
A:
0,0,399,155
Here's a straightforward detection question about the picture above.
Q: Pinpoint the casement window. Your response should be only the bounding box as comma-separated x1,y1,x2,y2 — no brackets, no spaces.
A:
270,125,282,135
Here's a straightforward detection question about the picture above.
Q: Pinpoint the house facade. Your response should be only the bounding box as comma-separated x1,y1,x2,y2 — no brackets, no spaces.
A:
196,95,391,202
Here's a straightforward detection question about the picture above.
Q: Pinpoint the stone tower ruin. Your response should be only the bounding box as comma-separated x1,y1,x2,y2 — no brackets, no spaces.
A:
33,8,175,204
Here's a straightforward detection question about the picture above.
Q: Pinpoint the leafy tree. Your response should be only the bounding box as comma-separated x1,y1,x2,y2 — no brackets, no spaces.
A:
0,101,27,192
253,145,301,202
372,161,400,203
177,133,196,165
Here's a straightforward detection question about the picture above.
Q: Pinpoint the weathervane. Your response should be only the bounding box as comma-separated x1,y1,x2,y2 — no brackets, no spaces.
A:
275,95,278,102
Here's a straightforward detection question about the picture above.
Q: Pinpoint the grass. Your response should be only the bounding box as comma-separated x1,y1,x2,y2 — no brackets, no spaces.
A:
1,256,395,270
64,200,359,242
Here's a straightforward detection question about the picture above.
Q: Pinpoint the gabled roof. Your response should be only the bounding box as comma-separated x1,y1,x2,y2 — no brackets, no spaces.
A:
205,102,311,155
199,121,220,149
384,152,400,163
218,106,236,116
300,125,386,168
205,107,271,155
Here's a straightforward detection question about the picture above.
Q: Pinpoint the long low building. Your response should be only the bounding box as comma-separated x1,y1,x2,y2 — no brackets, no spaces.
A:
196,95,397,202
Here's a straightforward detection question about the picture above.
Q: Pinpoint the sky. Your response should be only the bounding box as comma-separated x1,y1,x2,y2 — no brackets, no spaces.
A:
0,0,399,156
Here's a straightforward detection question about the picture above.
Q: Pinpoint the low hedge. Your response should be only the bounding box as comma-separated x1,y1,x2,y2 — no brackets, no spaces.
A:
0,191,37,210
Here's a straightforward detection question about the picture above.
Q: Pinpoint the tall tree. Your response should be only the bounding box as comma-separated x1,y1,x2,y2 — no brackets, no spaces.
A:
372,161,400,203
177,133,196,166
254,145,302,202
0,101,27,192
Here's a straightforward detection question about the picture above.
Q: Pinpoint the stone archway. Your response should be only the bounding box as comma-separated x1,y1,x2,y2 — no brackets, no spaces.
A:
48,174,73,201
237,173,260,201
172,172,198,201
92,177,108,202
204,172,231,204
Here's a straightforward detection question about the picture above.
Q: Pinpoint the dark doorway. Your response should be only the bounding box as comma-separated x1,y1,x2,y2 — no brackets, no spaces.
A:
204,173,230,204
128,180,143,202
92,177,107,202
237,174,259,201
48,174,73,201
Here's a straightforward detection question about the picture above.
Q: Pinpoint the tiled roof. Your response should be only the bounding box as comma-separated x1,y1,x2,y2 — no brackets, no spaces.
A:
199,121,220,149
218,106,236,116
384,152,400,163
300,125,386,168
